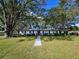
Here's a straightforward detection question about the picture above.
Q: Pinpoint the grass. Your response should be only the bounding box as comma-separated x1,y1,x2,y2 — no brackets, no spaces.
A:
0,36,79,59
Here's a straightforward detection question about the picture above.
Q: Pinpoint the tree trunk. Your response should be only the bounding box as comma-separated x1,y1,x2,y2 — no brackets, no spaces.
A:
3,9,8,38
4,22,14,37
4,14,14,38
4,22,7,37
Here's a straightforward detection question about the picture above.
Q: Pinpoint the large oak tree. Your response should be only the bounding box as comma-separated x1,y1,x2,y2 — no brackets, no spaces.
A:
0,0,45,37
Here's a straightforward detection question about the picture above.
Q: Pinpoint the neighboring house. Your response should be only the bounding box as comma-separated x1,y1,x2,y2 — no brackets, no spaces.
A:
67,21,79,35
68,21,79,27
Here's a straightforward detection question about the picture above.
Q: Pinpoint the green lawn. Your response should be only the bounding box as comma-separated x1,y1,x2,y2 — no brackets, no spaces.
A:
0,36,79,59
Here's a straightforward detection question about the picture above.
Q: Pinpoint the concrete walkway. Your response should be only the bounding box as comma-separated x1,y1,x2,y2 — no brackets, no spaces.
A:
34,36,42,46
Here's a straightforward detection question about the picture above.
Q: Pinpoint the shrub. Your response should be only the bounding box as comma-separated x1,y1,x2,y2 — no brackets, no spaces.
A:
70,26,79,31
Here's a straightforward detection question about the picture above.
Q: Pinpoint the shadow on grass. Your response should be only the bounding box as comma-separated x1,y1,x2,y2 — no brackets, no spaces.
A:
25,36,35,41
42,35,74,41
0,35,76,42
17,39,25,43
16,36,35,42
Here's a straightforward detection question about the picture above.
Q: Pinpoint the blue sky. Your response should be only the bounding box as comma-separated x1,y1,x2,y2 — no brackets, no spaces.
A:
43,0,60,9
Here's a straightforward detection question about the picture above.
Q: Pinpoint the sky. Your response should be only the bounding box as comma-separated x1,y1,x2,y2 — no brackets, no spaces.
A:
43,0,60,9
